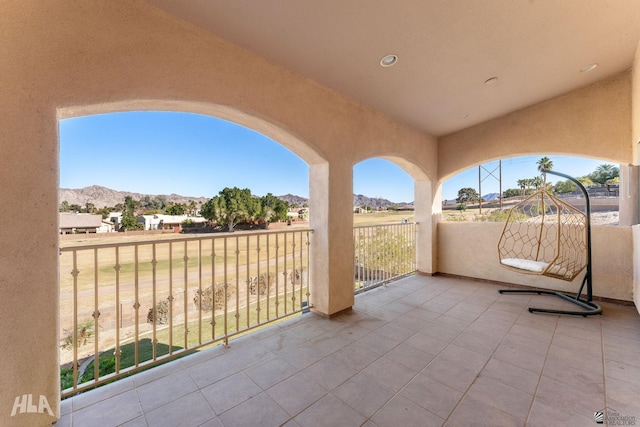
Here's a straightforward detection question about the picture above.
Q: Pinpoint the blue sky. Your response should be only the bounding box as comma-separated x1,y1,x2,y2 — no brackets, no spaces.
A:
59,111,611,203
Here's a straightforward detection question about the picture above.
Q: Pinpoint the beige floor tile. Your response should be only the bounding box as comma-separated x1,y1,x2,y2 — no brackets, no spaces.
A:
384,343,435,371
492,339,548,374
403,331,449,356
200,372,261,415
143,392,215,427
305,330,352,354
332,373,395,418
603,343,640,368
186,352,241,389
422,357,480,393
400,372,463,419
136,370,198,413
451,330,503,356
303,354,357,390
372,395,444,427
361,356,418,392
480,358,540,395
72,389,143,427
466,375,534,420
244,356,298,390
437,344,490,371
218,392,289,427
266,373,327,417
604,376,640,415
331,340,382,371
355,329,403,355
446,394,522,427
605,359,640,383
294,394,366,427
527,399,594,427
535,375,604,418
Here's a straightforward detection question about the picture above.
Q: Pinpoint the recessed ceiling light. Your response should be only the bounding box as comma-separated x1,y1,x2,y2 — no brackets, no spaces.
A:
459,114,469,119
484,77,498,85
580,63,598,73
380,54,398,67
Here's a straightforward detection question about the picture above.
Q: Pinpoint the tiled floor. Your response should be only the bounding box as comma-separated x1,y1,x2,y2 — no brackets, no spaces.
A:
58,275,640,426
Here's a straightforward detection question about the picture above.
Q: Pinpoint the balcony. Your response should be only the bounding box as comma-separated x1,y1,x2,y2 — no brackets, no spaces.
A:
57,274,640,426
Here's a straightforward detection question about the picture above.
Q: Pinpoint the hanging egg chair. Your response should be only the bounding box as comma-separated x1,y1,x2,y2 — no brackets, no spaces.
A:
497,169,601,316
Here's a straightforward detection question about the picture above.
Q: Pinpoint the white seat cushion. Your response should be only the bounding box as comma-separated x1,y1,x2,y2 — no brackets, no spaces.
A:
501,258,549,273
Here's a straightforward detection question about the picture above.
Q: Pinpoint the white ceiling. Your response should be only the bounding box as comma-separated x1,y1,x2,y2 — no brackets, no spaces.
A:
146,0,640,137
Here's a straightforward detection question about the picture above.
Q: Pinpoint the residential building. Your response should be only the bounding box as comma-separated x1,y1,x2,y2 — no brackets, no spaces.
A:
59,213,107,234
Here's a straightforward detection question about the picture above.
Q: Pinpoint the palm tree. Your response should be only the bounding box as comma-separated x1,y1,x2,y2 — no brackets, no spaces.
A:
537,156,553,186
532,176,544,190
516,179,526,197
592,164,618,184
537,156,553,173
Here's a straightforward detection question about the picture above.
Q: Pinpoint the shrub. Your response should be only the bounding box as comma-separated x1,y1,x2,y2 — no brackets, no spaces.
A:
61,320,94,349
147,299,169,324
193,283,235,311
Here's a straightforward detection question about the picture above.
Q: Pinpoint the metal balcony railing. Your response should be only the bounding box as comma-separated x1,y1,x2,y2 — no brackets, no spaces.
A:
353,222,417,294
59,229,312,398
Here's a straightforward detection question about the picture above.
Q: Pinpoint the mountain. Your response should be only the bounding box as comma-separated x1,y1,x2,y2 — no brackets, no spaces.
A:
59,185,209,208
482,193,501,201
353,194,411,209
278,194,309,206
59,186,412,210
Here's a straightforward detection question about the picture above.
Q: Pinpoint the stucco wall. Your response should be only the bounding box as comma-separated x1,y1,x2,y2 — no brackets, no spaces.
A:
438,222,634,302
632,41,640,309
438,72,633,181
1,1,438,424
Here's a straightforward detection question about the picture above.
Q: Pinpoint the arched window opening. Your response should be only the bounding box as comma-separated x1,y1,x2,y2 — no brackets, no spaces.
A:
442,155,620,226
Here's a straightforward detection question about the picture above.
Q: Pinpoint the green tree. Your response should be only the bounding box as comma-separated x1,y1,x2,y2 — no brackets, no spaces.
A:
589,164,619,185
532,176,544,190
503,188,521,198
98,206,112,220
121,196,142,230
554,179,577,194
536,156,553,173
537,156,553,187
59,200,70,212
201,187,256,232
85,202,96,214
259,193,289,224
187,200,197,216
165,203,186,215
456,187,479,204
578,176,594,186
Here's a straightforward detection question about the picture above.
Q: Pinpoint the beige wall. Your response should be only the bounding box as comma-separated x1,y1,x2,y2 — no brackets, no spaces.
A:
1,2,437,424
632,40,640,308
438,222,634,302
438,72,633,181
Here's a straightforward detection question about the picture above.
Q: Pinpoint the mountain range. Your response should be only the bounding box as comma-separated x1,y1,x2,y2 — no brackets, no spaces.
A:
59,186,412,209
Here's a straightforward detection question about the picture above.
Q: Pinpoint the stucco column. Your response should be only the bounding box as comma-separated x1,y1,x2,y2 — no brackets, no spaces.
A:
414,179,440,274
309,161,355,316
619,164,640,226
0,110,59,424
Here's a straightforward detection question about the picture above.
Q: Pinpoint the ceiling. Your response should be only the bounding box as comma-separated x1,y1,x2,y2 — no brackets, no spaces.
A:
145,0,640,137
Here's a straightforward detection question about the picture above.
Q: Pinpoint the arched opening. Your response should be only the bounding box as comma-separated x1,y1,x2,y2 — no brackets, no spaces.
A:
442,155,620,226
352,157,433,292
58,109,320,397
